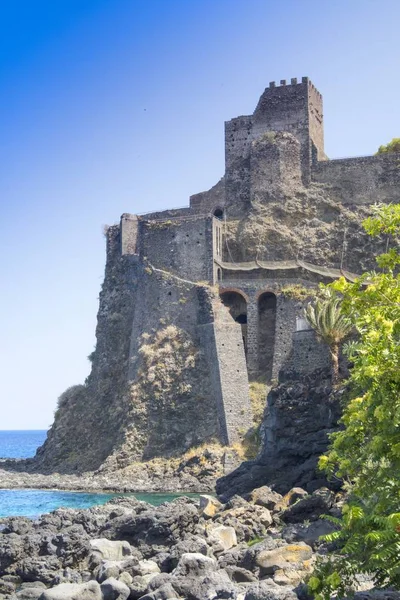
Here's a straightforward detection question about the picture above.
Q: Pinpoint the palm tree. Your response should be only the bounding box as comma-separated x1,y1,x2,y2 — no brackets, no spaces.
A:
304,290,352,383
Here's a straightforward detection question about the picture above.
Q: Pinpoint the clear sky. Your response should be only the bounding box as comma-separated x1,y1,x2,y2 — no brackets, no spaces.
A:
0,0,399,429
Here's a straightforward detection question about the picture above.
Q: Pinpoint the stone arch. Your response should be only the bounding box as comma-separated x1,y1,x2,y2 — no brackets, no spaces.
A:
220,289,248,355
258,291,277,380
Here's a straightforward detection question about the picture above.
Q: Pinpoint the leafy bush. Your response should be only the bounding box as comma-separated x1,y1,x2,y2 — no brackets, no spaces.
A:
376,138,400,154
310,203,400,598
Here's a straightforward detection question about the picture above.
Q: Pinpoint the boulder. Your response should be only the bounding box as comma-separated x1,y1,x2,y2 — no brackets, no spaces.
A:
280,489,333,524
281,519,337,549
94,557,141,583
128,574,160,600
137,583,178,600
16,556,62,585
89,540,132,561
101,497,200,556
225,566,257,583
0,579,16,594
247,487,282,511
172,570,236,600
215,504,273,542
199,496,223,518
38,581,102,600
276,488,308,511
206,524,237,552
100,577,130,600
168,536,208,568
137,560,160,576
172,553,217,578
16,588,46,600
244,580,298,600
256,543,313,576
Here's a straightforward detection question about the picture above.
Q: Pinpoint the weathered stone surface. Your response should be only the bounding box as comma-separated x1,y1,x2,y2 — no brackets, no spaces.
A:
100,577,130,600
277,488,308,511
281,519,338,549
280,489,333,524
247,487,282,511
89,539,132,561
199,495,223,518
244,580,298,600
38,581,101,600
217,371,343,497
16,588,46,600
214,503,273,542
206,524,237,552
256,543,313,575
172,553,217,578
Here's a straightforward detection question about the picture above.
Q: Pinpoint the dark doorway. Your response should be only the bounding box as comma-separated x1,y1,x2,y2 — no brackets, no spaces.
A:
220,291,248,355
258,292,277,380
213,207,224,219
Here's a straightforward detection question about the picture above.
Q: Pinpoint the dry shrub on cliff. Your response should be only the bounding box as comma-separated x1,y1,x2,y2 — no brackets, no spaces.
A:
249,381,267,424
56,385,86,410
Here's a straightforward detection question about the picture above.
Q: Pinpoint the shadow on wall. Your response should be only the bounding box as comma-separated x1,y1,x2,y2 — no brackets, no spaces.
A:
220,290,248,356
258,292,276,381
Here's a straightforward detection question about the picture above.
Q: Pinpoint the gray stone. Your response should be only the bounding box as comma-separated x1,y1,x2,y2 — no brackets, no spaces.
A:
89,540,132,561
16,589,45,600
100,577,130,600
172,553,217,578
244,580,298,600
38,581,102,600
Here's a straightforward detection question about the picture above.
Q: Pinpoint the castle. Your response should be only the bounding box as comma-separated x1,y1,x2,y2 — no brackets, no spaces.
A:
36,77,400,473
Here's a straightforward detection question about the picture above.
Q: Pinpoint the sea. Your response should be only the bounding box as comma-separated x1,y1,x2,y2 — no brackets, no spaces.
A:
0,430,192,518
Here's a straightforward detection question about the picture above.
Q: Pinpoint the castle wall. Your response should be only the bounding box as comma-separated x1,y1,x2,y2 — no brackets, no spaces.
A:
219,277,315,381
121,214,139,255
312,153,400,204
224,79,324,212
189,178,226,214
284,330,331,377
139,215,214,282
198,300,252,445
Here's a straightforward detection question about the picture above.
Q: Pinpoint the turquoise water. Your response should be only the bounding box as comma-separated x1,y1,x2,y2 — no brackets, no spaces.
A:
0,431,197,518
0,430,47,459
0,489,194,518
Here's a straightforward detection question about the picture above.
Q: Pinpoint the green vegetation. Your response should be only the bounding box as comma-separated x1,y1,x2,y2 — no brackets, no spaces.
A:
309,203,400,599
304,290,352,383
247,536,265,547
376,138,400,154
281,283,318,300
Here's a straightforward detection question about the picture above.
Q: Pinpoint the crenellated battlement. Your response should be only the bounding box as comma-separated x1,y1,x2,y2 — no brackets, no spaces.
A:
266,76,322,98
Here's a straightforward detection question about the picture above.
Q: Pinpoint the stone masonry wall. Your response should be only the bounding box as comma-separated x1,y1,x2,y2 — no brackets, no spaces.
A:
139,215,214,283
218,278,313,381
312,153,400,204
284,330,331,377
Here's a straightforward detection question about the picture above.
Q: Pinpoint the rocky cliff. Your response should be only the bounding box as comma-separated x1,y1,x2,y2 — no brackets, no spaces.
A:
216,368,344,499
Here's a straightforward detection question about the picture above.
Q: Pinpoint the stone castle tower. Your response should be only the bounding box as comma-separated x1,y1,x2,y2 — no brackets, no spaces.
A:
36,77,400,473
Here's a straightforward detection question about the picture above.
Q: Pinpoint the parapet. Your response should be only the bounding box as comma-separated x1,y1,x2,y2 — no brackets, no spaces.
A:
266,76,322,98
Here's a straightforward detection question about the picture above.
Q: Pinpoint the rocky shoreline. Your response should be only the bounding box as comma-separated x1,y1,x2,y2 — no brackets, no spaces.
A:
0,445,231,494
0,485,348,600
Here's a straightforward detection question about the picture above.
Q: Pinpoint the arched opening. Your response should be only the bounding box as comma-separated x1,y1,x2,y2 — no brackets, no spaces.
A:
258,292,277,380
217,267,222,282
213,207,224,220
220,291,248,355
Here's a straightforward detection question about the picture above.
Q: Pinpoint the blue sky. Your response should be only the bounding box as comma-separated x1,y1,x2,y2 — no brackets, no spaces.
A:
0,0,399,429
